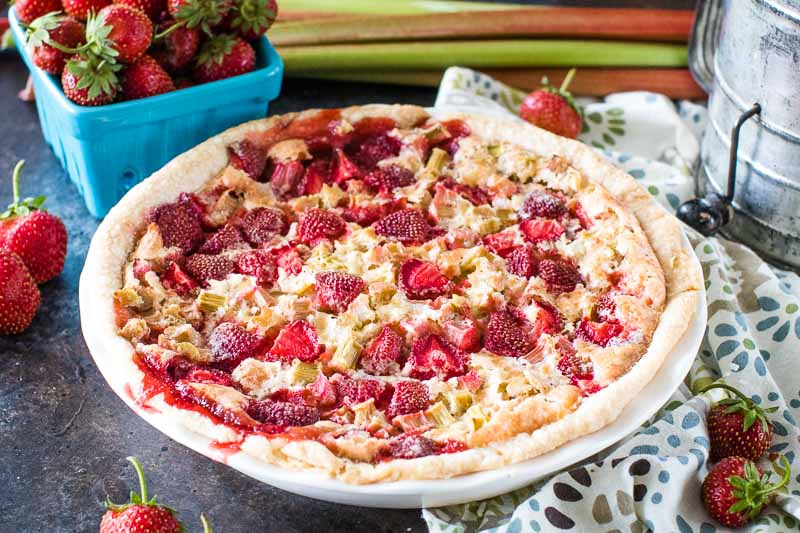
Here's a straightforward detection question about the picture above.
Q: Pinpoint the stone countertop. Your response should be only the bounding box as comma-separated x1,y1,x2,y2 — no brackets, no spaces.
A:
0,1,694,530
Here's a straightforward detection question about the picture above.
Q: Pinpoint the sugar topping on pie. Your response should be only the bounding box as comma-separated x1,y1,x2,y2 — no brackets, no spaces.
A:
110,105,679,475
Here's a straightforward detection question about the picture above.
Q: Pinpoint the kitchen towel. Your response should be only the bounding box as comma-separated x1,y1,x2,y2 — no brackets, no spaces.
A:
423,67,800,533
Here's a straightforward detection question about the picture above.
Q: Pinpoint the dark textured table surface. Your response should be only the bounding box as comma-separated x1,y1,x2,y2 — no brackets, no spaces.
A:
1,1,694,531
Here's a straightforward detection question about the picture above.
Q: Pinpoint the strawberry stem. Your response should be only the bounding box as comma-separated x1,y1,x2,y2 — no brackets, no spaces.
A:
154,20,187,40
559,67,576,93
201,513,212,533
11,160,23,206
757,456,792,497
127,456,149,503
699,382,754,405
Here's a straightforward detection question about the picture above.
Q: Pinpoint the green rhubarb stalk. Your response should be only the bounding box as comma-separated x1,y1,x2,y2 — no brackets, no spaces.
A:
279,0,523,16
278,40,688,71
271,8,692,46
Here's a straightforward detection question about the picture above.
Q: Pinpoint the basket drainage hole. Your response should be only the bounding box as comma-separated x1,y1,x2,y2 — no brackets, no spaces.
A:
120,169,140,192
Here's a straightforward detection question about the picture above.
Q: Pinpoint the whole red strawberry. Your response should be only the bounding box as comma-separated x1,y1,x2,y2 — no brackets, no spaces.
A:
121,55,175,100
0,251,41,335
114,0,166,20
224,0,277,41
701,382,777,462
192,34,255,83
702,456,790,528
62,0,111,21
100,457,184,533
14,0,62,24
89,4,153,64
0,161,67,284
151,20,200,73
520,68,583,139
24,13,85,75
62,53,120,105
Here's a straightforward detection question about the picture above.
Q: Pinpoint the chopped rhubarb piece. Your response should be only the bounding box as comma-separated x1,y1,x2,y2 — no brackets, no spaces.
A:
332,374,394,409
271,245,303,276
297,208,346,245
152,200,204,252
520,190,567,220
374,209,434,245
389,434,438,459
228,139,266,180
387,380,430,419
161,262,198,295
235,250,276,286
197,224,248,255
239,207,289,244
360,325,405,376
520,218,565,243
556,350,593,382
536,258,582,293
364,164,415,194
398,258,453,300
174,380,256,427
208,322,267,371
268,320,322,362
183,367,234,387
505,245,537,278
197,291,227,313
330,148,362,184
575,318,624,347
303,158,328,194
184,254,235,286
308,373,337,407
314,271,366,313
484,308,533,358
435,119,470,156
596,292,617,321
353,132,402,169
269,160,306,199
483,230,518,258
442,316,482,352
457,370,483,392
246,399,320,427
178,192,214,230
407,335,468,380
571,201,593,229
425,146,448,172
440,178,491,206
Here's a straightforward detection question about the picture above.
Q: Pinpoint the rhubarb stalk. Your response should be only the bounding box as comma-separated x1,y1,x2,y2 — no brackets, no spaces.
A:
285,68,706,100
278,40,688,71
271,8,693,46
278,0,523,16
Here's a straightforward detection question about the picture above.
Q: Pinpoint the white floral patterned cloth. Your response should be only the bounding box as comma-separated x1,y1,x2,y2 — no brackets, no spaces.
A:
422,67,800,533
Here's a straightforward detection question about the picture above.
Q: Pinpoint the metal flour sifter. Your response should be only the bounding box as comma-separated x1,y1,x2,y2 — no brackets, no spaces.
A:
677,0,800,268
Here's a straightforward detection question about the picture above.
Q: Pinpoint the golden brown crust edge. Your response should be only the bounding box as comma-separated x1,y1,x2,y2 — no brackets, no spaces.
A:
80,104,701,485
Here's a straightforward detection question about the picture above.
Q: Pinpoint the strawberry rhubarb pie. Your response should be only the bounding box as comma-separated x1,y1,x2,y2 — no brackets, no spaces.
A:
82,104,701,483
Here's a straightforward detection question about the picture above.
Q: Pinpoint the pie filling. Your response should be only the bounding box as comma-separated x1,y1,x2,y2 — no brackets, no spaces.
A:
114,109,657,464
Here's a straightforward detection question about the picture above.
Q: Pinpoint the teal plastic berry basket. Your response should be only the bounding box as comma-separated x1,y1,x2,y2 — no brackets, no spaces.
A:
8,7,284,218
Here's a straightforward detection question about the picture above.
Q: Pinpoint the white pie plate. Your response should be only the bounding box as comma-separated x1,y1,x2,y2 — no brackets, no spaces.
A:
81,221,705,509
